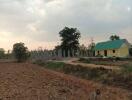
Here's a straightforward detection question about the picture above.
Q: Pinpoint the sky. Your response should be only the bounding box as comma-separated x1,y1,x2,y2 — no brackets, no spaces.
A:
0,0,132,51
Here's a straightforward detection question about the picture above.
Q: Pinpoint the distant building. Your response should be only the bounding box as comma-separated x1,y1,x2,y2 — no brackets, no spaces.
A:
95,39,130,57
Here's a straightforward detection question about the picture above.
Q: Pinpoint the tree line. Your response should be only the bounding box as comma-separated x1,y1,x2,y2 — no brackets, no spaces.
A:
0,27,131,62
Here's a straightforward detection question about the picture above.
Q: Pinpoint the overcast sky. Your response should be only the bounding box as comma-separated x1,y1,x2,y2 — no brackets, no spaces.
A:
0,0,132,50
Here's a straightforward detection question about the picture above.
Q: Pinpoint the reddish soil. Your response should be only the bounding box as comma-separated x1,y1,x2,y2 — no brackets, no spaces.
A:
0,62,131,100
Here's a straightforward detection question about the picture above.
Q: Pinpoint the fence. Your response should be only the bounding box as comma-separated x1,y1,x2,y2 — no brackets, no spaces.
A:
30,49,95,61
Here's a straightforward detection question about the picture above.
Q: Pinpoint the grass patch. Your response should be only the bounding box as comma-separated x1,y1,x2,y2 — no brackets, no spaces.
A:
33,60,65,70
78,57,132,67
121,63,132,73
78,57,91,63
34,60,111,80
34,61,111,80
78,58,117,66
34,60,132,91
63,65,110,80
44,62,65,70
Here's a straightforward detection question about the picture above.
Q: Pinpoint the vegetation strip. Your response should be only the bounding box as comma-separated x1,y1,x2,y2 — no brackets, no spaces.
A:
34,60,132,91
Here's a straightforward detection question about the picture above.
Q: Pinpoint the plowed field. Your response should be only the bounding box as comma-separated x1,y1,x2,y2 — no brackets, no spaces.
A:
0,62,131,100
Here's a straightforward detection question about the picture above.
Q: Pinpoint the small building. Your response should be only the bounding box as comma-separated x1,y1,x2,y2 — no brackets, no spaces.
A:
95,39,130,57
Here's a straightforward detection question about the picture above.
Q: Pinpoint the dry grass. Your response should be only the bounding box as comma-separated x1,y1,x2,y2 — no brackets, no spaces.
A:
34,61,132,91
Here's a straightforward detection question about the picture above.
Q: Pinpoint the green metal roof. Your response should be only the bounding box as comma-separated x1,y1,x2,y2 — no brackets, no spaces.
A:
95,39,127,51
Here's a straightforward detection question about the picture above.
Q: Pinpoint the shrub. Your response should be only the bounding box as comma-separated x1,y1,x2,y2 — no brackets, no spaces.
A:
78,58,90,63
34,61,132,91
0,48,5,59
33,59,45,66
121,63,132,73
13,42,29,62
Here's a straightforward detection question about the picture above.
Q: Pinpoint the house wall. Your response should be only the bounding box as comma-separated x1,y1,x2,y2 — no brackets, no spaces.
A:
118,43,129,57
95,43,129,57
107,49,119,57
95,49,119,57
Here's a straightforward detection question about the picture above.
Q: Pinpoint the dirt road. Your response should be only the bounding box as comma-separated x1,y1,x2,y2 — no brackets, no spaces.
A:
57,58,120,70
0,62,131,100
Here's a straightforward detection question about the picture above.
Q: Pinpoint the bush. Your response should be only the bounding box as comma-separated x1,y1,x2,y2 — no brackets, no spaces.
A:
129,48,132,56
33,59,45,66
35,61,109,80
121,64,132,73
0,48,5,59
13,42,29,62
34,61,132,90
78,58,90,63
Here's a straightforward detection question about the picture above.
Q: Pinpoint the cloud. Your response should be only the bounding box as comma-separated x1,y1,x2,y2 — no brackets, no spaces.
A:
0,0,132,50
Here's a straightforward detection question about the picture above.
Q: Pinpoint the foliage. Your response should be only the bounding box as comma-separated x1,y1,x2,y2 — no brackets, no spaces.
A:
43,62,65,70
59,27,81,57
34,61,109,79
88,42,95,51
34,60,65,70
54,45,61,56
79,57,91,63
89,42,95,56
95,54,103,57
129,47,132,56
78,43,95,57
13,42,29,62
78,44,87,56
78,57,132,67
110,35,120,41
35,61,132,91
0,48,5,59
121,63,132,73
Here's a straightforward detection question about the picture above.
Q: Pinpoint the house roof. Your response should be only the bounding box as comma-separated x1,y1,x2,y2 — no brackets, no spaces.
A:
95,39,127,51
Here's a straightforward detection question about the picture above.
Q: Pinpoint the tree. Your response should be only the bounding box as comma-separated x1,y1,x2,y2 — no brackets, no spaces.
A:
88,42,95,56
0,48,5,59
110,35,120,41
54,45,61,56
129,45,132,56
79,44,87,57
59,27,81,57
4,50,12,59
13,42,29,62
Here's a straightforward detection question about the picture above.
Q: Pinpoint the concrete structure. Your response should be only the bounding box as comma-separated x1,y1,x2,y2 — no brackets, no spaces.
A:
95,39,130,57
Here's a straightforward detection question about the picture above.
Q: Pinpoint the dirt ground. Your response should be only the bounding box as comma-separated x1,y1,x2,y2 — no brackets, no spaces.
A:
58,58,120,70
0,62,131,100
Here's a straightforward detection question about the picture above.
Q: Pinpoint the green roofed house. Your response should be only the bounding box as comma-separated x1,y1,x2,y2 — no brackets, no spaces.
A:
95,39,130,57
